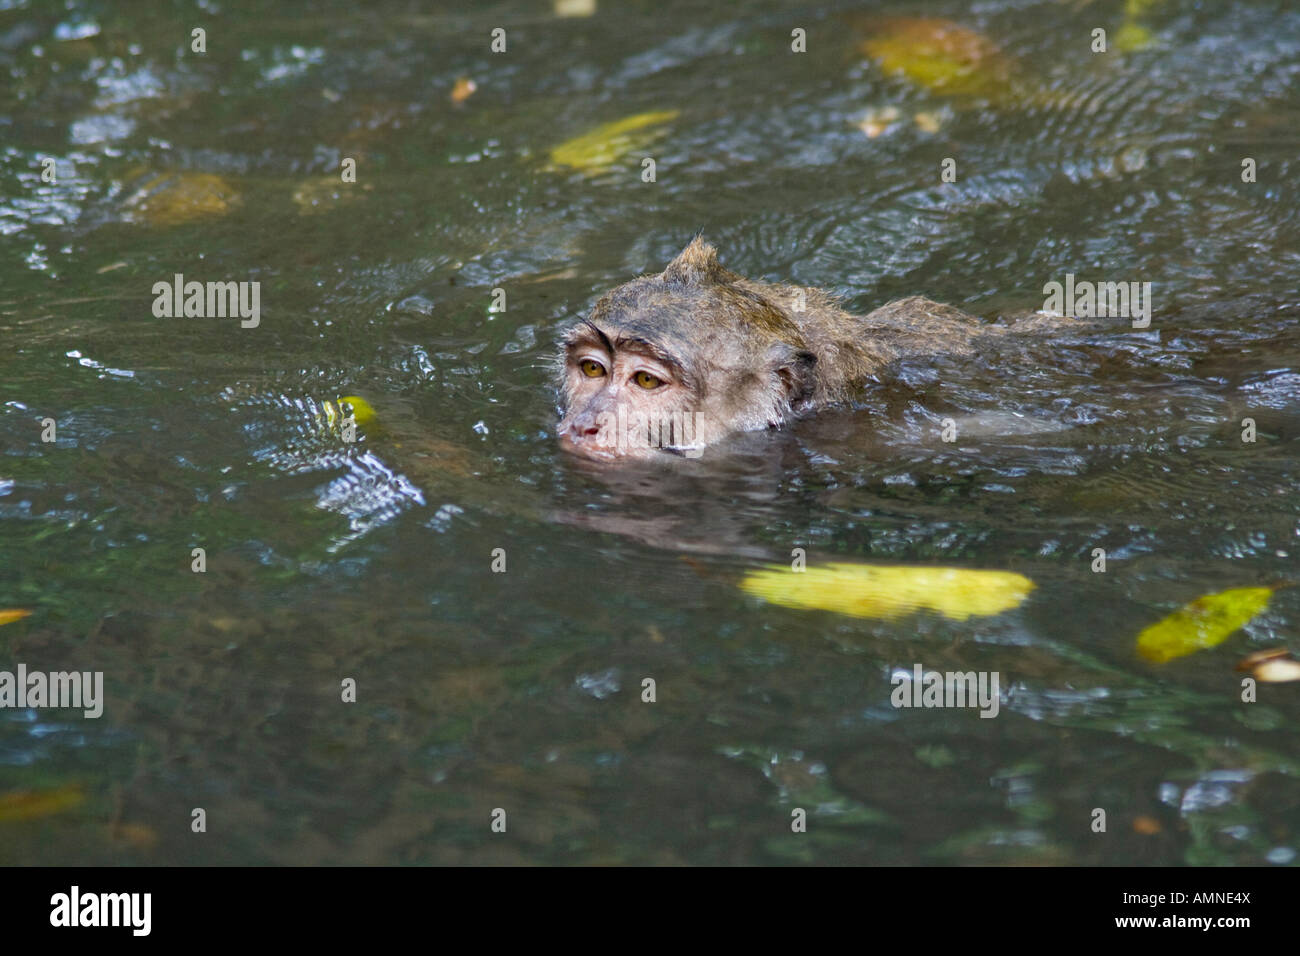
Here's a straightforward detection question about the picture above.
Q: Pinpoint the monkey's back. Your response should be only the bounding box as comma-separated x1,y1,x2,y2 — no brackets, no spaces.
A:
741,278,988,405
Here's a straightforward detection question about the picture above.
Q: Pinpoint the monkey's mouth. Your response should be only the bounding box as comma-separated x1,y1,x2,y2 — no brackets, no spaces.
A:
558,425,696,462
558,431,619,461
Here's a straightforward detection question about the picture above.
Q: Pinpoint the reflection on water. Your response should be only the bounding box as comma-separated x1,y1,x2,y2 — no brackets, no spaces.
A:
1,0,1299,865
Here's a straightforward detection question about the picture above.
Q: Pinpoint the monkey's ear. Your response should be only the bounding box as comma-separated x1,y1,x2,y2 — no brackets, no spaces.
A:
664,237,732,286
770,346,817,411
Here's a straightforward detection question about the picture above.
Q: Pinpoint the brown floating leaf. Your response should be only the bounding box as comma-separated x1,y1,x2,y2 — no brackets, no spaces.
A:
1236,647,1292,671
450,76,478,104
1247,656,1300,684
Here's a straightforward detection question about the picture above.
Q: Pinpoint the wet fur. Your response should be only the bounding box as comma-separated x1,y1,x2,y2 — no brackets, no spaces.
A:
558,237,994,455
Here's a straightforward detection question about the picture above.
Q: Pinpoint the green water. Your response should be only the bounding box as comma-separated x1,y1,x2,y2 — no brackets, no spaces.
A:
2,0,1299,864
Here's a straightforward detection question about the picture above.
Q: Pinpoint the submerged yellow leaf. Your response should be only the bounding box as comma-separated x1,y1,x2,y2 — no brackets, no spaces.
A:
548,110,679,174
292,177,370,215
1114,21,1153,53
1136,587,1272,663
858,17,1014,98
0,784,84,823
122,172,240,227
739,562,1035,622
0,609,32,627
1124,0,1165,19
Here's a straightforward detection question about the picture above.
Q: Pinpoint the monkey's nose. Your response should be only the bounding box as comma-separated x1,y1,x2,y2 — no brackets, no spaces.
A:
559,419,619,459
561,417,603,439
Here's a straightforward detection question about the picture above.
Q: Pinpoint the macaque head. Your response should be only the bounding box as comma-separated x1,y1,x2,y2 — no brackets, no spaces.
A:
557,238,817,462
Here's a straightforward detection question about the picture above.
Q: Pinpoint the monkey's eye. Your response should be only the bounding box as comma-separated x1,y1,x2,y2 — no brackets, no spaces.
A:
634,371,663,390
579,359,606,378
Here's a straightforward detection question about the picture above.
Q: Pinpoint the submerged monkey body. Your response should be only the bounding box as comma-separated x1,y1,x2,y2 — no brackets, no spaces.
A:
558,238,989,460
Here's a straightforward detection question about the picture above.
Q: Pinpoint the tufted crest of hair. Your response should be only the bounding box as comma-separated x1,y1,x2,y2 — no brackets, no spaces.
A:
662,236,739,287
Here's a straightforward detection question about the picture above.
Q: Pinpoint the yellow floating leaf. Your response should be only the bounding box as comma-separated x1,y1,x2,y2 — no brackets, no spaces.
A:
337,395,377,427
738,562,1035,622
548,110,679,174
0,609,32,627
320,395,377,432
0,784,85,823
122,172,240,227
858,17,1014,98
1136,587,1272,663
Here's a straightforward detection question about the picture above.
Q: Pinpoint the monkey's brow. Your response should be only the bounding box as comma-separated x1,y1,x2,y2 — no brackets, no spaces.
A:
566,320,615,355
566,324,683,376
610,334,685,375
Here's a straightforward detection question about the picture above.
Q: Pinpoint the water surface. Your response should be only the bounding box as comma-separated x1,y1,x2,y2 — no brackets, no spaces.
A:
2,0,1299,865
